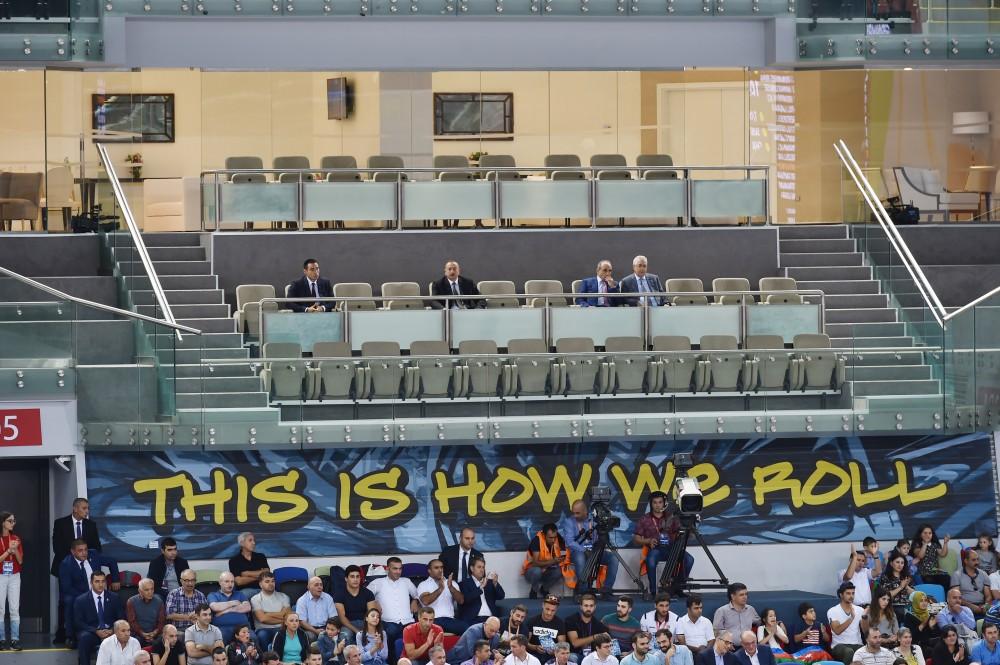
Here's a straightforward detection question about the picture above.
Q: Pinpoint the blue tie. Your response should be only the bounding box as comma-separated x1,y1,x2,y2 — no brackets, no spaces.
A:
97,595,105,627
75,521,82,539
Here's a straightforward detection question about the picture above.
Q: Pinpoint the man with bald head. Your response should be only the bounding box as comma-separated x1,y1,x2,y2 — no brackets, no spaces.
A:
96,619,142,665
126,578,165,646
560,500,619,597
734,631,776,665
619,256,664,307
577,260,621,307
296,575,337,639
208,571,251,636
151,624,183,665
452,617,503,664
440,527,485,584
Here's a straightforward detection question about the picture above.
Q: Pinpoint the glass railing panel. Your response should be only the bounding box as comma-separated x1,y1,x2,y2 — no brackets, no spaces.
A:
943,305,975,431
649,305,741,340
690,179,767,220
972,303,1000,427
595,180,686,221
746,303,824,342
498,180,591,222
0,301,74,362
303,181,396,228
403,181,494,227
218,181,297,226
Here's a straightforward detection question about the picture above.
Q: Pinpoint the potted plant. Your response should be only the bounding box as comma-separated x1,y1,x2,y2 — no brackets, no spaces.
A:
124,152,143,179
469,151,488,167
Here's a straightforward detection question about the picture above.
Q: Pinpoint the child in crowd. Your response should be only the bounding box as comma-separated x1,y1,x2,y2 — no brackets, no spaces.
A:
895,539,922,585
975,534,998,575
864,537,885,576
757,608,788,650
317,617,348,665
789,602,827,652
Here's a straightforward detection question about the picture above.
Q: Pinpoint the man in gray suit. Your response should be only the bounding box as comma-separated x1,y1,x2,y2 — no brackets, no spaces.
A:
619,255,664,306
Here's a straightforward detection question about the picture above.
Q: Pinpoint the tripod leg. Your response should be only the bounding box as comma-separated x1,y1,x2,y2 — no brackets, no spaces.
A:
658,530,691,593
691,527,729,587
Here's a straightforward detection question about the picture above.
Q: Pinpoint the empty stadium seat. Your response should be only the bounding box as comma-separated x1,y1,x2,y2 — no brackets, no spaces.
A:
637,154,679,180
194,568,224,595
368,155,409,182
591,154,630,180
334,282,377,311
313,341,362,400
322,156,362,181
555,337,610,395
759,277,803,304
604,336,653,394
698,335,752,393
746,335,794,392
381,282,423,310
226,156,264,178
524,280,567,307
712,277,753,305
507,338,562,396
666,278,709,305
477,281,519,308
233,284,277,337
793,333,846,390
409,340,464,399
274,155,312,181
545,154,586,226
274,566,310,601
480,154,521,180
651,336,696,393
361,341,405,399
260,342,313,400
458,340,504,397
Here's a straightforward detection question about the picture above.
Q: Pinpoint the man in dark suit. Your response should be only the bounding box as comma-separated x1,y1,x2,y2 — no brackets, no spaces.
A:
439,527,484,582
577,260,621,307
457,556,505,624
71,569,123,665
695,630,738,665
734,631,777,665
287,258,333,312
430,260,484,310
59,539,120,645
51,497,102,643
147,537,190,599
619,255,665,307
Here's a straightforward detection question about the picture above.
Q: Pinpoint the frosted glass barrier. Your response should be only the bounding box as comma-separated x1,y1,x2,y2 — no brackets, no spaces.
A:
450,308,544,349
746,304,822,342
550,307,643,346
596,180,686,219
691,180,766,217
304,182,397,221
648,305,740,341
404,182,493,221
499,181,590,219
262,311,344,352
219,182,297,223
349,310,444,350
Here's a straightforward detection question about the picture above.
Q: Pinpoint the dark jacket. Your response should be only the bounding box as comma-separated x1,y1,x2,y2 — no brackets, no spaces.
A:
618,273,664,307
59,552,121,599
51,515,101,576
271,628,311,660
147,553,191,599
735,648,777,665
457,577,505,624
695,649,739,665
576,276,622,307
287,276,334,312
72,590,123,635
429,276,484,309
438,544,486,580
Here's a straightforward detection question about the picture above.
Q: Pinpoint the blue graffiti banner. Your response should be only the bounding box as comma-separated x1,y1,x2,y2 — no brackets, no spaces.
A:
86,434,996,561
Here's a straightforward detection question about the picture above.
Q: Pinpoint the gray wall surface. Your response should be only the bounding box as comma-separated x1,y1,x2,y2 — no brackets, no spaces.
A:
0,235,101,277
897,226,1000,265
212,226,779,305
0,277,118,309
925,266,1000,307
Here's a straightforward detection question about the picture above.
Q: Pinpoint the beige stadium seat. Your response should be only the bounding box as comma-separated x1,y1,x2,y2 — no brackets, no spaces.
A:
556,337,611,395
507,338,562,396
666,278,709,306
746,335,795,392
260,342,312,400
477,281,519,308
368,155,409,182
361,341,405,399
759,277,804,304
637,154,679,180
712,277,754,305
604,336,654,394
524,280,567,308
321,156,362,182
381,282,423,310
408,340,465,399
793,333,846,390
333,283,377,311
698,335,752,393
312,342,363,400
233,284,278,338
651,336,696,393
458,340,504,397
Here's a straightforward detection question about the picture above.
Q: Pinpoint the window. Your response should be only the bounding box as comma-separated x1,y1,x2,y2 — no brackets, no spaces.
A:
91,94,175,143
433,93,513,137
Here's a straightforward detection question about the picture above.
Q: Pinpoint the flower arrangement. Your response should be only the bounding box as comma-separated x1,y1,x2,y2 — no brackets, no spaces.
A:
124,152,143,179
469,151,488,164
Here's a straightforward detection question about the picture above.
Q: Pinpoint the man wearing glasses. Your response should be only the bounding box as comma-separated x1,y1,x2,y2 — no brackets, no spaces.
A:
165,571,207,633
695,632,736,665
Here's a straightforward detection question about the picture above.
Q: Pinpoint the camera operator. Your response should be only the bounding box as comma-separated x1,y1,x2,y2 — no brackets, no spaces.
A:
560,501,619,600
632,492,694,596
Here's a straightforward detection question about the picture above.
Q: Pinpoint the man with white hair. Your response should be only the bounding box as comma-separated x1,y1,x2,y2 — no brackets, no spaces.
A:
208,571,251,635
345,644,364,665
430,644,451,665
96,619,142,665
133,652,151,665
619,256,664,307
228,532,270,591
296,576,337,639
126,578,165,647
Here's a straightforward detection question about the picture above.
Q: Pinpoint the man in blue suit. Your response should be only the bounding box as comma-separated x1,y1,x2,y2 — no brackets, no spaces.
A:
619,255,665,307
71,570,123,665
734,631,777,665
287,258,334,312
577,260,621,307
457,556,505,625
58,539,120,646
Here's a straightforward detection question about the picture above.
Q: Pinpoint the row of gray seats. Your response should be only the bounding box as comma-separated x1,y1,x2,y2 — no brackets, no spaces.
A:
259,333,845,401
235,277,807,335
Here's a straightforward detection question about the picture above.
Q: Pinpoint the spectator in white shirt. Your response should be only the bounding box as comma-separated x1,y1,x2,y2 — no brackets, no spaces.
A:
640,593,677,640
368,557,419,661
96,620,142,665
581,634,619,665
829,583,865,665
839,547,874,607
417,559,467,635
505,635,542,665
675,595,715,654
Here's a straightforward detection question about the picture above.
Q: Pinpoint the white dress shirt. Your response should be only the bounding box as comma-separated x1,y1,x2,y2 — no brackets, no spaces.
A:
96,635,142,665
417,577,456,619
367,576,418,625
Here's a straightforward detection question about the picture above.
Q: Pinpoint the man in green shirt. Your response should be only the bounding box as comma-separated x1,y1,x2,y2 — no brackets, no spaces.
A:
602,597,641,657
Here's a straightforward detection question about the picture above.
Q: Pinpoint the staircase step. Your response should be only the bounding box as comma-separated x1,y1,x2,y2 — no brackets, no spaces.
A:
779,238,857,253
851,379,941,396
824,294,890,309
136,304,231,319
845,351,931,366
780,253,864,267
161,347,250,364
175,363,257,378
849,365,932,381
177,407,281,424
144,318,236,334
141,232,203,246
125,275,217,291
826,322,906,338
785,266,873,281
797,279,881,295
777,224,849,240
177,392,270,409
825,308,897,324
113,246,207,262
173,376,263,393
119,260,212,276
154,332,243,349
830,336,914,348
132,290,225,306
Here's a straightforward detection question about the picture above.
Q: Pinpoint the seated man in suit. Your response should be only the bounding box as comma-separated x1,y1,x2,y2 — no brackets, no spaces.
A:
734,631,775,665
288,258,333,312
695,631,737,665
59,539,120,646
577,260,621,307
430,260,484,310
619,256,664,307
458,556,505,625
439,527,484,583
51,497,102,644
72,570,124,665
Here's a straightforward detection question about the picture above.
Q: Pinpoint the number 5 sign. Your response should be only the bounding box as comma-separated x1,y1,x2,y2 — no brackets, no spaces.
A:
0,409,42,447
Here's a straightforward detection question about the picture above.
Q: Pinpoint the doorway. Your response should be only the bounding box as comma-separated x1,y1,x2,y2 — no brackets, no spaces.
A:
656,81,748,178
0,458,50,635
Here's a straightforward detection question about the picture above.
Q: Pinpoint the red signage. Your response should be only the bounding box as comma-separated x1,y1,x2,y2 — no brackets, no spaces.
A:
0,409,42,447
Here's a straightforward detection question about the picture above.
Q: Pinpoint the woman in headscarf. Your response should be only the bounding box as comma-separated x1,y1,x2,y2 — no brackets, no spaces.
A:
902,591,940,653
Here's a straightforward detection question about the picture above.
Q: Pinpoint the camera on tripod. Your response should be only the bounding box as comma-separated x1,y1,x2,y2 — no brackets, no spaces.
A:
589,485,621,533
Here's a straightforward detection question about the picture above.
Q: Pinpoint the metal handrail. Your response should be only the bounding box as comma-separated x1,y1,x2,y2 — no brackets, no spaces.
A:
834,140,946,327
943,284,1000,321
201,165,771,177
95,142,185,341
0,266,202,334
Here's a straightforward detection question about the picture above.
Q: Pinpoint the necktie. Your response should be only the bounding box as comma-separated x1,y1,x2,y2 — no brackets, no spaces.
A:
75,521,82,539
97,595,105,626
80,559,86,572
599,281,606,306
311,282,318,299
461,551,468,582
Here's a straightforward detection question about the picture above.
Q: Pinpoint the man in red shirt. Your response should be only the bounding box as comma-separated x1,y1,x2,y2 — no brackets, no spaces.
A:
404,606,445,665
632,492,694,596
